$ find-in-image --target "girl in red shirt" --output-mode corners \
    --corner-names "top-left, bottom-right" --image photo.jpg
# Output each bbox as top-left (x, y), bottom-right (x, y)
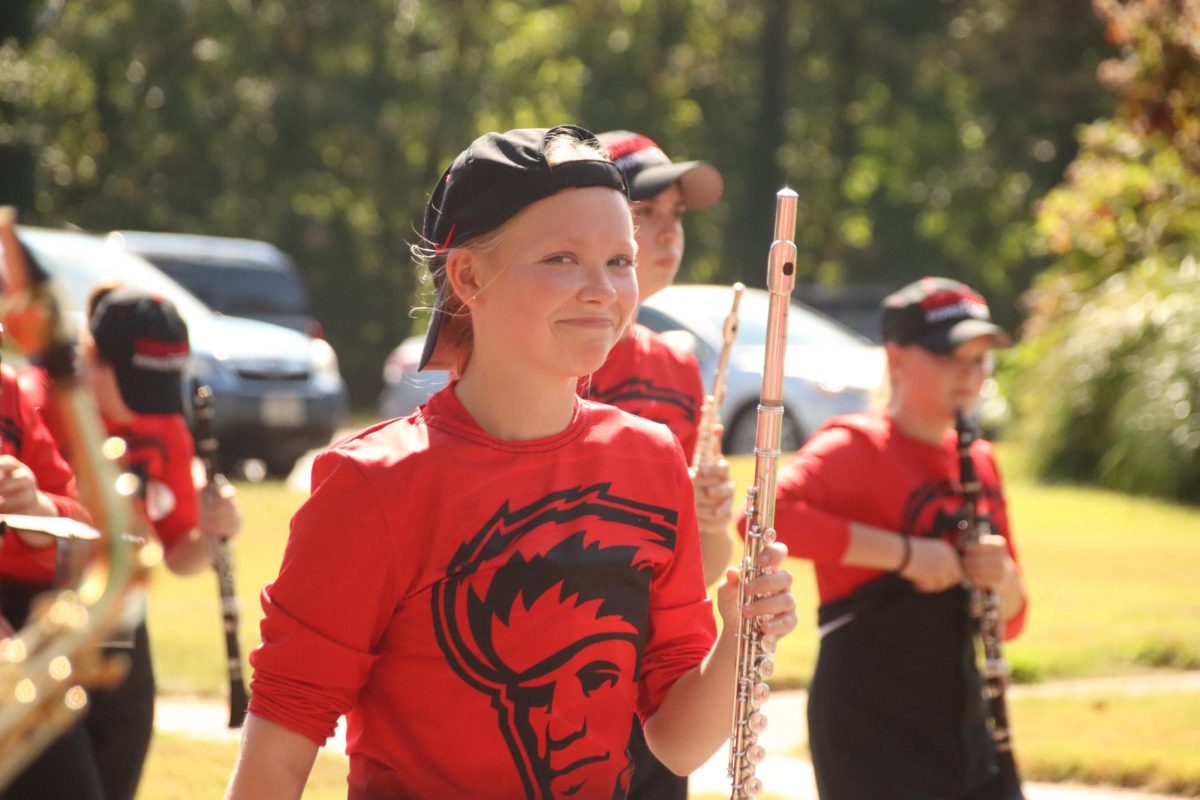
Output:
top-left (227, 125), bottom-right (798, 800)
top-left (766, 277), bottom-right (1028, 800)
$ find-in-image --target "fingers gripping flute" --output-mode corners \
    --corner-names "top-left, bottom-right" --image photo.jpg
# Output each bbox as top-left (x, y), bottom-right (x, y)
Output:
top-left (728, 189), bottom-right (798, 799)
top-left (191, 380), bottom-right (249, 729)
top-left (692, 283), bottom-right (745, 470)
top-left (955, 410), bottom-right (1024, 800)
top-left (0, 209), bottom-right (146, 787)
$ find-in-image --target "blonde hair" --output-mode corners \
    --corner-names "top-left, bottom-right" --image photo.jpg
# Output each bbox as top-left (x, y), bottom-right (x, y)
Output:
top-left (411, 133), bottom-right (613, 374)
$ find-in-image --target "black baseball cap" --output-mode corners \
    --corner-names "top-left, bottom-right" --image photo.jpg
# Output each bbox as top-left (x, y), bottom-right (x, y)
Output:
top-left (881, 277), bottom-right (1011, 354)
top-left (419, 125), bottom-right (628, 372)
top-left (597, 130), bottom-right (724, 208)
top-left (90, 287), bottom-right (190, 415)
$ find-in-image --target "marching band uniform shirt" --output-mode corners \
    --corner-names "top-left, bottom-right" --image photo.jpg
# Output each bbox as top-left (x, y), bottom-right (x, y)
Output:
top-left (584, 322), bottom-right (704, 463)
top-left (102, 414), bottom-right (199, 553)
top-left (19, 364), bottom-right (199, 553)
top-left (765, 413), bottom-right (1026, 800)
top-left (0, 364), bottom-right (88, 585)
top-left (250, 384), bottom-right (716, 800)
top-left (766, 412), bottom-right (1026, 638)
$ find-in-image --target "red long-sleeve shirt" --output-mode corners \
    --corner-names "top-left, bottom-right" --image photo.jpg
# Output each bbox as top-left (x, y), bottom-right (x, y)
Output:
top-left (766, 413), bottom-right (1026, 639)
top-left (250, 385), bottom-right (716, 799)
top-left (0, 364), bottom-right (88, 584)
top-left (584, 323), bottom-right (704, 463)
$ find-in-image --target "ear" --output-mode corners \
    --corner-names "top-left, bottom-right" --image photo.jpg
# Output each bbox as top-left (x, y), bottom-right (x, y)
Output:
top-left (443, 248), bottom-right (485, 308)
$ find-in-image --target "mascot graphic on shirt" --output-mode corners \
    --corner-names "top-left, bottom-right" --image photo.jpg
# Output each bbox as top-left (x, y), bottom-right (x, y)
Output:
top-left (586, 377), bottom-right (697, 423)
top-left (431, 483), bottom-right (678, 800)
top-left (900, 478), bottom-right (1002, 545)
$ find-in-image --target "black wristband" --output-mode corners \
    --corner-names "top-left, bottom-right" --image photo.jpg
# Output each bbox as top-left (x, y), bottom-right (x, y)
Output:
top-left (894, 534), bottom-right (912, 574)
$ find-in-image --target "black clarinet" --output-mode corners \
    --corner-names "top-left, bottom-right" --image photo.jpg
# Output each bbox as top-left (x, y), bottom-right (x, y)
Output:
top-left (191, 380), bottom-right (250, 729)
top-left (955, 410), bottom-right (1023, 800)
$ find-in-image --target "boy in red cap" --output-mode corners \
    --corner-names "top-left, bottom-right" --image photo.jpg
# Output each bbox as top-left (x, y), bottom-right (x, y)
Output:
top-left (763, 277), bottom-right (1028, 800)
top-left (592, 129), bottom-right (732, 799)
top-left (227, 125), bottom-right (797, 799)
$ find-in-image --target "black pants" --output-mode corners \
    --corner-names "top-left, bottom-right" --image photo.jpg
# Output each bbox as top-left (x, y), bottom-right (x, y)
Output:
top-left (626, 717), bottom-right (687, 800)
top-left (0, 580), bottom-right (154, 800)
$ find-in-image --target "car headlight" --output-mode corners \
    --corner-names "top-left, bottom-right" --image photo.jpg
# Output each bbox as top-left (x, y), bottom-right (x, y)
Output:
top-left (310, 337), bottom-right (340, 378)
top-left (188, 352), bottom-right (233, 386)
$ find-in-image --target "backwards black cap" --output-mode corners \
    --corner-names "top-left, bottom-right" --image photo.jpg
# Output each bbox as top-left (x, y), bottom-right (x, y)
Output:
top-left (418, 125), bottom-right (627, 372)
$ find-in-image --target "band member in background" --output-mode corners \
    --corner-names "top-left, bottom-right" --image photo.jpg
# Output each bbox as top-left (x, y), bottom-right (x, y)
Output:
top-left (225, 125), bottom-right (797, 800)
top-left (0, 357), bottom-right (99, 800)
top-left (762, 277), bottom-right (1028, 800)
top-left (17, 288), bottom-right (242, 800)
top-left (592, 129), bottom-right (733, 800)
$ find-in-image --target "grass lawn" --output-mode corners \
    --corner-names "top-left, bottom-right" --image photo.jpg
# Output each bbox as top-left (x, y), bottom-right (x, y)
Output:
top-left (138, 444), bottom-right (1200, 796)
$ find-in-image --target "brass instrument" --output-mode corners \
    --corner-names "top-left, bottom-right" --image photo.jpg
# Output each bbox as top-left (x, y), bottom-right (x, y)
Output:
top-left (692, 283), bottom-right (745, 470)
top-left (955, 410), bottom-right (1024, 800)
top-left (0, 208), bottom-right (149, 787)
top-left (728, 189), bottom-right (798, 799)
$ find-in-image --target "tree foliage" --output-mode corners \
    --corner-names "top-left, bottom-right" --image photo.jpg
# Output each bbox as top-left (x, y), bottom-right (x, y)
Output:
top-left (1, 0), bottom-right (1111, 402)
top-left (1016, 0), bottom-right (1200, 500)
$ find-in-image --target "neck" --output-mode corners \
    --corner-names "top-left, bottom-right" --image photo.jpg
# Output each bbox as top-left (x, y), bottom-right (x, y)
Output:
top-left (454, 359), bottom-right (578, 441)
top-left (888, 402), bottom-right (951, 446)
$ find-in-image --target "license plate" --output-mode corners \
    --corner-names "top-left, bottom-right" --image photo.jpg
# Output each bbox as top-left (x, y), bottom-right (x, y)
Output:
top-left (261, 393), bottom-right (306, 427)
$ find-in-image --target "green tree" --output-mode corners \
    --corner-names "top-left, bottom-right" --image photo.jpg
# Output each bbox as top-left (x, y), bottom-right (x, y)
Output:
top-left (1016, 0), bottom-right (1200, 501)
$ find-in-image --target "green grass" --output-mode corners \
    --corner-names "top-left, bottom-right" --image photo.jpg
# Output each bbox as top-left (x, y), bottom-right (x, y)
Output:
top-left (139, 733), bottom-right (348, 799)
top-left (1011, 691), bottom-right (1200, 796)
top-left (725, 451), bottom-right (1200, 689)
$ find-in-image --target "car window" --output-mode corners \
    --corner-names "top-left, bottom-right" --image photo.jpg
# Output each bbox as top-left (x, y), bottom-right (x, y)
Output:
top-left (18, 230), bottom-right (213, 323)
top-left (142, 256), bottom-right (310, 317)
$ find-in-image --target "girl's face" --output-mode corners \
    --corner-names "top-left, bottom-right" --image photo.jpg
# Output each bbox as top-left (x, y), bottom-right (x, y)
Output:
top-left (888, 335), bottom-right (994, 422)
top-left (630, 183), bottom-right (685, 302)
top-left (463, 186), bottom-right (638, 381)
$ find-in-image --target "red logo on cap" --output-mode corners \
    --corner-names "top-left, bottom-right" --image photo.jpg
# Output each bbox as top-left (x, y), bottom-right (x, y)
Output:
top-left (920, 289), bottom-right (989, 324)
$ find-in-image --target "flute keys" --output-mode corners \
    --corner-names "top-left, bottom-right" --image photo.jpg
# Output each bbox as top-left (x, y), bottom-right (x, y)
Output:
top-left (747, 743), bottom-right (767, 765)
top-left (759, 634), bottom-right (777, 654)
top-left (757, 657), bottom-right (774, 680)
top-left (761, 527), bottom-right (777, 545)
top-left (740, 775), bottom-right (764, 796)
top-left (751, 681), bottom-right (770, 706)
top-left (748, 711), bottom-right (768, 734)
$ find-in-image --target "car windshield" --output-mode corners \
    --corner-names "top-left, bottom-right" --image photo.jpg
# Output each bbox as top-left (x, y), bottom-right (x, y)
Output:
top-left (650, 287), bottom-right (868, 349)
top-left (17, 229), bottom-right (213, 324)
top-left (141, 256), bottom-right (309, 317)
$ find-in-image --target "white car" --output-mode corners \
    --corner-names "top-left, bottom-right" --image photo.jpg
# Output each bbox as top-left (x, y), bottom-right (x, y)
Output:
top-left (639, 284), bottom-right (885, 453)
top-left (379, 284), bottom-right (884, 454)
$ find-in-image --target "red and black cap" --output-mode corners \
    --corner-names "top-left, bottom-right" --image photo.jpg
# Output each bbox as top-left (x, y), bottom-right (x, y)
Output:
top-left (419, 125), bottom-right (627, 372)
top-left (596, 130), bottom-right (723, 208)
top-left (90, 287), bottom-right (190, 415)
top-left (881, 277), bottom-right (1011, 354)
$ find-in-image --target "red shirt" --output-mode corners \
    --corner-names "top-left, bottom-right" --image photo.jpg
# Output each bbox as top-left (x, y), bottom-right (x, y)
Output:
top-left (584, 323), bottom-right (704, 463)
top-left (103, 414), bottom-right (199, 552)
top-left (250, 385), bottom-right (715, 799)
top-left (767, 413), bottom-right (1026, 639)
top-left (0, 365), bottom-right (88, 584)
top-left (23, 364), bottom-right (199, 551)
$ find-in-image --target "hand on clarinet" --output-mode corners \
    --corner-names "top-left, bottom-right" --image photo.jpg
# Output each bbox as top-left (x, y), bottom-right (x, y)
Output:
top-left (199, 478), bottom-right (242, 541)
top-left (900, 537), bottom-right (963, 593)
top-left (961, 533), bottom-right (1014, 592)
top-left (717, 538), bottom-right (798, 638)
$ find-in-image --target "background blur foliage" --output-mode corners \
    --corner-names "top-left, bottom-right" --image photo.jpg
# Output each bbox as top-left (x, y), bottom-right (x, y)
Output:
top-left (1016, 0), bottom-right (1200, 501)
top-left (0, 0), bottom-right (1113, 402)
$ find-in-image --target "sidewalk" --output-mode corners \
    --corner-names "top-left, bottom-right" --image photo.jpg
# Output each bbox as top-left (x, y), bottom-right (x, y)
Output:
top-left (158, 670), bottom-right (1199, 799)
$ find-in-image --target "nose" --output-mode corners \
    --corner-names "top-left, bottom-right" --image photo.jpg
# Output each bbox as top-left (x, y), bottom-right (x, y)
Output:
top-left (578, 260), bottom-right (619, 306)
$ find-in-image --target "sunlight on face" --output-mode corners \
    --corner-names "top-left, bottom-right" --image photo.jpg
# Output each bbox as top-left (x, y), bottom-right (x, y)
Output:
top-left (468, 187), bottom-right (638, 380)
top-left (890, 335), bottom-right (995, 420)
top-left (630, 183), bottom-right (685, 302)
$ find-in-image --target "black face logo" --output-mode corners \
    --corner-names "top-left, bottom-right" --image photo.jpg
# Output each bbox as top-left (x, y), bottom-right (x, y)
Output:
top-left (586, 377), bottom-right (697, 423)
top-left (900, 478), bottom-right (1002, 544)
top-left (431, 484), bottom-right (678, 799)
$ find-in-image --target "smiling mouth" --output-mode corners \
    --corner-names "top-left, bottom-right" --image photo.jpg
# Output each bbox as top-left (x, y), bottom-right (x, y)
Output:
top-left (551, 750), bottom-right (611, 783)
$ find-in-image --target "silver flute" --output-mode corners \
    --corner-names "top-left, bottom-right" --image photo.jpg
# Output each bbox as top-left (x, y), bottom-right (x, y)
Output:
top-left (728, 188), bottom-right (798, 799)
top-left (693, 282), bottom-right (745, 470)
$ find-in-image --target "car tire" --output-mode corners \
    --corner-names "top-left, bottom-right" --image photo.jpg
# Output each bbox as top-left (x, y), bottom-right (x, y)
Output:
top-left (723, 403), bottom-right (804, 456)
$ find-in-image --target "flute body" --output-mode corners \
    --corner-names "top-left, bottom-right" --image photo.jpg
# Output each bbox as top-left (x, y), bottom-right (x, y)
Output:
top-left (728, 189), bottom-right (798, 799)
top-left (693, 283), bottom-right (745, 470)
